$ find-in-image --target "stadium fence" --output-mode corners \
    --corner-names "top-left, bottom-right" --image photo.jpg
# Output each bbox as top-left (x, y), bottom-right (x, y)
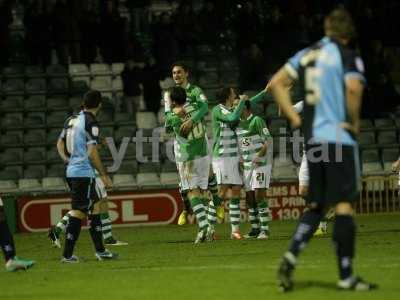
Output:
top-left (357, 175), bottom-right (399, 214)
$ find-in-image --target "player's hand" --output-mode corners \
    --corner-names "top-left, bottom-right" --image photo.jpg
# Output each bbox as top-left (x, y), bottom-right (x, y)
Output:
top-left (180, 119), bottom-right (193, 136)
top-left (289, 114), bottom-right (302, 129)
top-left (340, 122), bottom-right (359, 137)
top-left (101, 175), bottom-right (113, 189)
top-left (251, 158), bottom-right (259, 166)
top-left (392, 160), bottom-right (400, 172)
top-left (60, 154), bottom-right (69, 164)
top-left (252, 154), bottom-right (263, 166)
top-left (173, 107), bottom-right (186, 118)
top-left (239, 94), bottom-right (249, 101)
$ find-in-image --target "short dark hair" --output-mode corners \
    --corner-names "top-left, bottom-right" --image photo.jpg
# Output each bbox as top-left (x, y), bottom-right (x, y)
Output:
top-left (216, 86), bottom-right (232, 104)
top-left (83, 90), bottom-right (102, 109)
top-left (325, 8), bottom-right (356, 40)
top-left (244, 100), bottom-right (251, 110)
top-left (171, 61), bottom-right (189, 72)
top-left (170, 86), bottom-right (187, 106)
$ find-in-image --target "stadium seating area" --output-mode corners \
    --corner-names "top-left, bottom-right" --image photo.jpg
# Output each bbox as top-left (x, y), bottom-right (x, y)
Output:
top-left (1, 60), bottom-right (399, 193)
top-left (2, 6), bottom-right (400, 193)
top-left (0, 41), bottom-right (246, 193)
top-left (0, 0), bottom-right (399, 193)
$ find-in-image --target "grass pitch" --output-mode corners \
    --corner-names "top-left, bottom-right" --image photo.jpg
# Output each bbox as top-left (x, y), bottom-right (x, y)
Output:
top-left (0, 214), bottom-right (399, 300)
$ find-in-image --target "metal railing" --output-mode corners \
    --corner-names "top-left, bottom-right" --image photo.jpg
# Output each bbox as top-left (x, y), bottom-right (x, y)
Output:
top-left (357, 175), bottom-right (399, 214)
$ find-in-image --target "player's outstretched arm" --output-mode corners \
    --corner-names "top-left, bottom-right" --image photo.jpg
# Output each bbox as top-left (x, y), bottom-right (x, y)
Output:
top-left (249, 90), bottom-right (267, 106)
top-left (215, 98), bottom-right (246, 123)
top-left (249, 79), bottom-right (287, 107)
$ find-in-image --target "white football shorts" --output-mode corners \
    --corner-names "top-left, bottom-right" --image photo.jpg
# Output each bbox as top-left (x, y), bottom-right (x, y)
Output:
top-left (178, 156), bottom-right (210, 191)
top-left (243, 164), bottom-right (272, 192)
top-left (212, 157), bottom-right (243, 185)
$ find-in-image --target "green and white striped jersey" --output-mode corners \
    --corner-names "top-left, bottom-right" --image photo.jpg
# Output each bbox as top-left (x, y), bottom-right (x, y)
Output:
top-left (165, 102), bottom-right (208, 162)
top-left (211, 100), bottom-right (245, 158)
top-left (236, 114), bottom-right (272, 170)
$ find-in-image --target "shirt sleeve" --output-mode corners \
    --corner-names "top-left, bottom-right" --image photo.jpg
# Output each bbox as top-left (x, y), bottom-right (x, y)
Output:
top-left (214, 100), bottom-right (245, 123)
top-left (284, 48), bottom-right (308, 80)
top-left (195, 87), bottom-right (208, 103)
top-left (58, 128), bottom-right (66, 140)
top-left (85, 115), bottom-right (100, 145)
top-left (190, 100), bottom-right (208, 124)
top-left (343, 50), bottom-right (366, 84)
top-left (249, 90), bottom-right (266, 106)
top-left (58, 116), bottom-right (72, 140)
top-left (255, 118), bottom-right (272, 142)
top-left (293, 101), bottom-right (304, 113)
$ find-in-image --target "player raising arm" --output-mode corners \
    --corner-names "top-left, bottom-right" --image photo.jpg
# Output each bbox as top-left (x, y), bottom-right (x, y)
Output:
top-left (211, 87), bottom-right (248, 239)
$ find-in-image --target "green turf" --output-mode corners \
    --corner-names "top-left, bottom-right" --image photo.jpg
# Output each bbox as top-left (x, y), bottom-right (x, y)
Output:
top-left (1, 214), bottom-right (399, 300)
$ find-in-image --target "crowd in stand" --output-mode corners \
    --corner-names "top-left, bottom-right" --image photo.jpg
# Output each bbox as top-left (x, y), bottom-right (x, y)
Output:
top-left (23, 0), bottom-right (127, 65)
top-left (0, 0), bottom-right (399, 116)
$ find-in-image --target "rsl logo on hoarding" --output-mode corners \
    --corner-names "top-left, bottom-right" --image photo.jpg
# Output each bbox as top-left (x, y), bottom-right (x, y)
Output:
top-left (18, 191), bottom-right (181, 232)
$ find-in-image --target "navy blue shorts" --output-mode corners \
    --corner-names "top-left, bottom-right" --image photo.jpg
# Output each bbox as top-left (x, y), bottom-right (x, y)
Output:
top-left (305, 143), bottom-right (360, 206)
top-left (66, 177), bottom-right (98, 213)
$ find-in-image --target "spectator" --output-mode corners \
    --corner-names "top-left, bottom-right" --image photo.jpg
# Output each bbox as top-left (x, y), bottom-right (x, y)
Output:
top-left (126, 0), bottom-right (148, 33)
top-left (173, 2), bottom-right (199, 52)
top-left (0, 0), bottom-right (13, 66)
top-left (233, 2), bottom-right (262, 48)
top-left (52, 0), bottom-right (81, 65)
top-left (383, 1), bottom-right (400, 45)
top-left (99, 0), bottom-right (126, 64)
top-left (79, 1), bottom-right (98, 65)
top-left (121, 59), bottom-right (144, 115)
top-left (126, 35), bottom-right (145, 63)
top-left (24, 0), bottom-right (53, 66)
top-left (152, 13), bottom-right (179, 74)
top-left (263, 5), bottom-right (288, 71)
top-left (363, 40), bottom-right (400, 116)
top-left (238, 43), bottom-right (267, 91)
top-left (142, 57), bottom-right (162, 116)
top-left (358, 5), bottom-right (381, 44)
top-left (197, 1), bottom-right (220, 45)
top-left (294, 14), bottom-right (313, 48)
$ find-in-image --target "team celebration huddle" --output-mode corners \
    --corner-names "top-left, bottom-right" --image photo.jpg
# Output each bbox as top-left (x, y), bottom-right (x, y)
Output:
top-left (4, 6), bottom-right (399, 295)
top-left (165, 61), bottom-right (273, 243)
